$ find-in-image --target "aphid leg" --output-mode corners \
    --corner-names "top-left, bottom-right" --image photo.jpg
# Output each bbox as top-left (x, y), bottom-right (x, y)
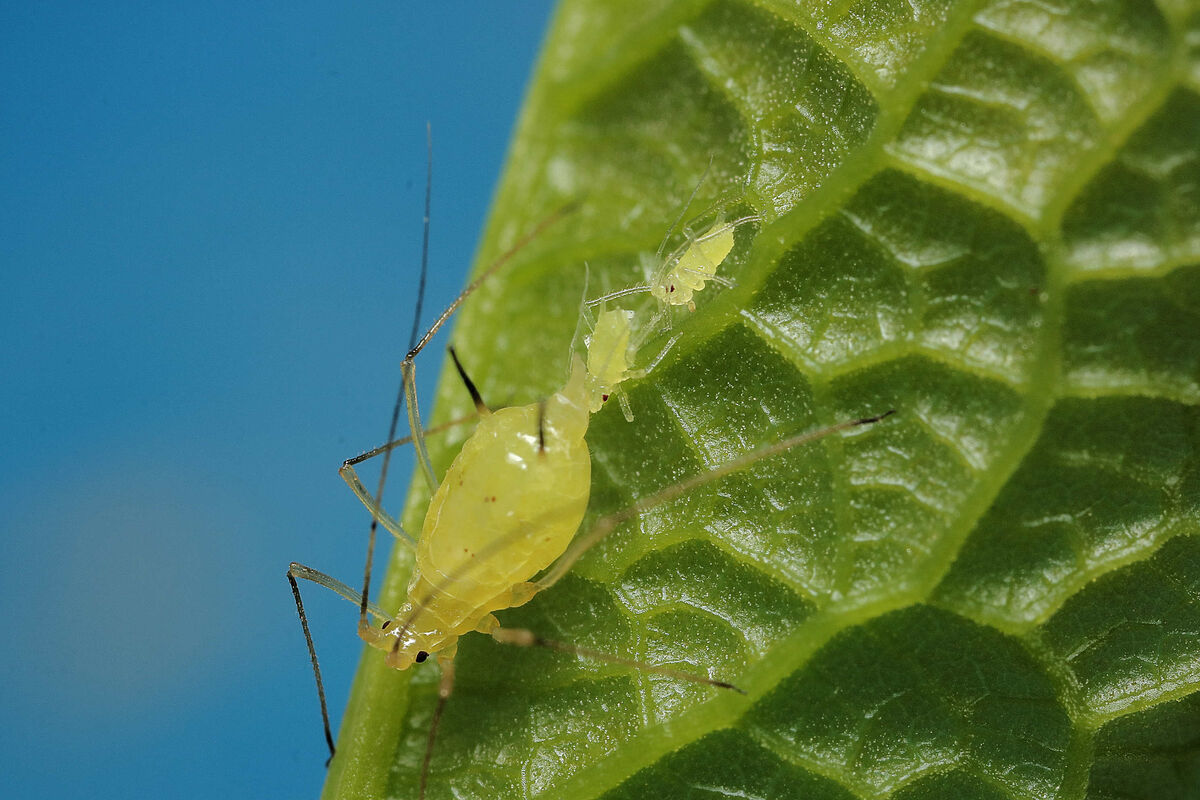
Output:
top-left (448, 345), bottom-right (491, 415)
top-left (570, 262), bottom-right (594, 359)
top-left (604, 328), bottom-right (683, 424)
top-left (287, 569), bottom-right (336, 763)
top-left (400, 200), bottom-right (578, 494)
top-left (489, 626), bottom-right (745, 693)
top-left (537, 410), bottom-right (897, 591)
top-left (616, 392), bottom-right (634, 423)
top-left (339, 468), bottom-right (416, 547)
top-left (627, 331), bottom-right (684, 380)
top-left (676, 267), bottom-right (736, 289)
top-left (418, 652), bottom-right (458, 800)
top-left (338, 413), bottom-right (480, 545)
top-left (290, 562), bottom-right (395, 621)
top-left (286, 562), bottom-right (397, 764)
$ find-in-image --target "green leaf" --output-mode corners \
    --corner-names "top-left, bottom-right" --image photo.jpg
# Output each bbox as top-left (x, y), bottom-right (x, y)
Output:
top-left (324, 2), bottom-right (1200, 798)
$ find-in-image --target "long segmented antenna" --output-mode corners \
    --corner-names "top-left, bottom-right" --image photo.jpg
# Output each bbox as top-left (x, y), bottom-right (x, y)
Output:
top-left (359, 125), bottom-right (437, 634)
top-left (288, 130), bottom-right (438, 767)
top-left (656, 156), bottom-right (713, 258)
top-left (402, 199), bottom-right (580, 494)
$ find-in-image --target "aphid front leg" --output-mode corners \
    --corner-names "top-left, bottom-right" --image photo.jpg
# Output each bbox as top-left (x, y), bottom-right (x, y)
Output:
top-left (338, 412), bottom-right (481, 544)
top-left (287, 561), bottom-right (399, 763)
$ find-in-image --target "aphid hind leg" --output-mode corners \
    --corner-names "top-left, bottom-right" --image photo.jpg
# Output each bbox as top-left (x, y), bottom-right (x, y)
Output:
top-left (489, 626), bottom-right (744, 693)
top-left (400, 201), bottom-right (579, 494)
top-left (338, 412), bottom-right (481, 546)
top-left (536, 411), bottom-right (897, 592)
top-left (605, 330), bottom-right (682, 423)
top-left (625, 330), bottom-right (684, 381)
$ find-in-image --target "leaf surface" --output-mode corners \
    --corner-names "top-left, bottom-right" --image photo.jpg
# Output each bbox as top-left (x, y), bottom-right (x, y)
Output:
top-left (325, 2), bottom-right (1200, 798)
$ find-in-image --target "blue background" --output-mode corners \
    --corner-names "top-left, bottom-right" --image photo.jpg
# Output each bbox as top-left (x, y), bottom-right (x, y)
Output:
top-left (0, 2), bottom-right (554, 796)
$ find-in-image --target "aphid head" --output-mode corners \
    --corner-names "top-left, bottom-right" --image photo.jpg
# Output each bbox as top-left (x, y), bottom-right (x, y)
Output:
top-left (371, 608), bottom-right (435, 670)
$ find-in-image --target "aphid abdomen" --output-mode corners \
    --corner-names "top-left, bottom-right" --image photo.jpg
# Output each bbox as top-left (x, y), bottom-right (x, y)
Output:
top-left (398, 361), bottom-right (592, 663)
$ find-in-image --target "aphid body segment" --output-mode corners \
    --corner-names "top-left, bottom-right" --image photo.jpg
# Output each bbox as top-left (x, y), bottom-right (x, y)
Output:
top-left (650, 218), bottom-right (739, 309)
top-left (365, 359), bottom-right (592, 669)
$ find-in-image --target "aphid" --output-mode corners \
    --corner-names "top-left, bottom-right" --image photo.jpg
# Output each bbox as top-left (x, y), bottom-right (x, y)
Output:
top-left (580, 304), bottom-right (680, 422)
top-left (287, 149), bottom-right (895, 798)
top-left (650, 215), bottom-right (758, 310)
top-left (585, 165), bottom-right (760, 321)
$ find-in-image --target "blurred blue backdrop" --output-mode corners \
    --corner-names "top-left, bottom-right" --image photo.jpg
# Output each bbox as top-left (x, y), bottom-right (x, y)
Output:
top-left (0, 2), bottom-right (554, 796)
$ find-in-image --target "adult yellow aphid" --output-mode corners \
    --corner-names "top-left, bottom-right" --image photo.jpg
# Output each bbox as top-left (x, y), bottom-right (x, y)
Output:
top-left (369, 353), bottom-right (592, 669)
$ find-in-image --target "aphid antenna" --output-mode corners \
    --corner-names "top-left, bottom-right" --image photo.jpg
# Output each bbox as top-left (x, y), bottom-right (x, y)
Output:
top-left (568, 262), bottom-right (594, 369)
top-left (286, 125), bottom-right (441, 762)
top-left (655, 155), bottom-right (714, 259)
top-left (584, 283), bottom-right (653, 308)
top-left (358, 122), bottom-right (438, 647)
top-left (401, 198), bottom-right (579, 494)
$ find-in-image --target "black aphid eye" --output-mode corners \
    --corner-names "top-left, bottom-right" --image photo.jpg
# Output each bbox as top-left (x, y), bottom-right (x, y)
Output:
top-left (601, 394), bottom-right (609, 402)
top-left (415, 650), bottom-right (429, 663)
